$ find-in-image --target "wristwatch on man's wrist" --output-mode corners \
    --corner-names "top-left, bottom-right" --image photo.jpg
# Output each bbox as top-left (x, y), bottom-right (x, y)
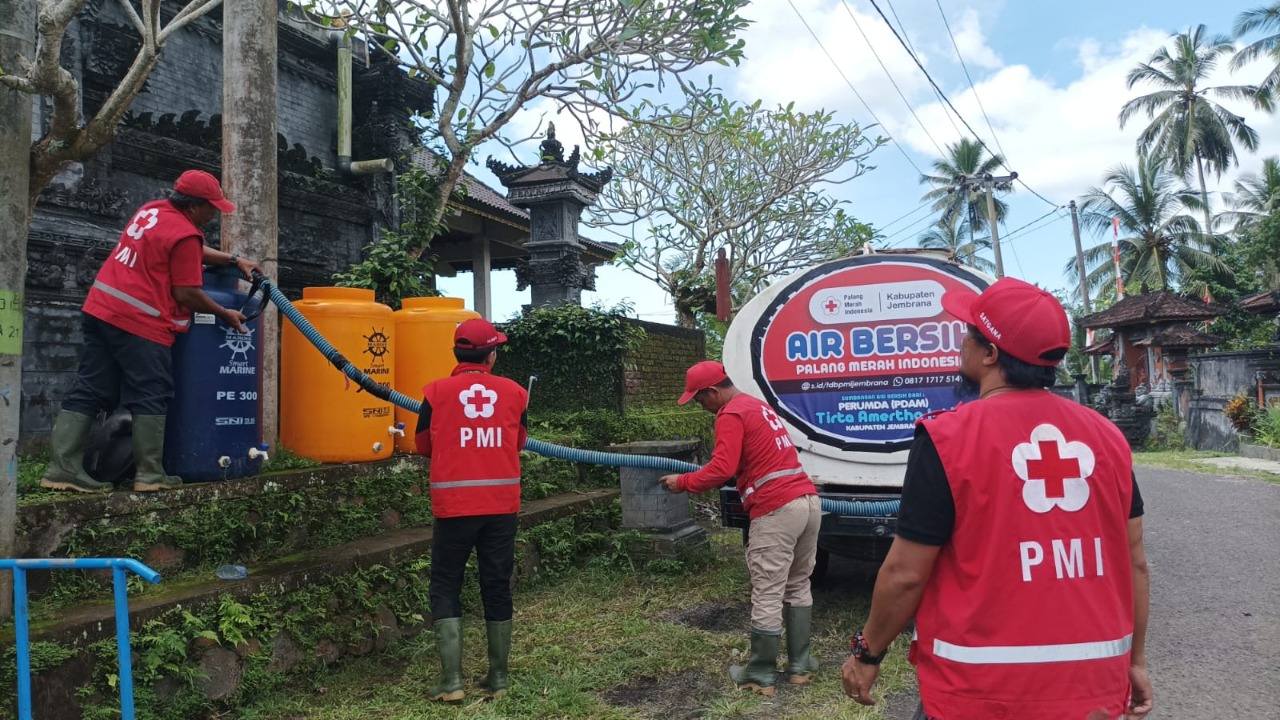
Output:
top-left (850, 630), bottom-right (886, 665)
top-left (229, 253), bottom-right (240, 266)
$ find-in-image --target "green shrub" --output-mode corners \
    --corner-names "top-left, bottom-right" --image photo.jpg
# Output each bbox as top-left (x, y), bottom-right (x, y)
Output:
top-left (1251, 403), bottom-right (1280, 448)
top-left (1146, 403), bottom-right (1185, 451)
top-left (495, 303), bottom-right (644, 414)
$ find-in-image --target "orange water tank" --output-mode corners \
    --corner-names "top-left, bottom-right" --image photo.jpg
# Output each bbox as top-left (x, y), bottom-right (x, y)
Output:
top-left (281, 287), bottom-right (396, 462)
top-left (393, 297), bottom-right (480, 452)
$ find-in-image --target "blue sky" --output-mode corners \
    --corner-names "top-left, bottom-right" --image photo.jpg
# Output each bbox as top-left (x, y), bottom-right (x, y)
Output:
top-left (440, 0), bottom-right (1277, 322)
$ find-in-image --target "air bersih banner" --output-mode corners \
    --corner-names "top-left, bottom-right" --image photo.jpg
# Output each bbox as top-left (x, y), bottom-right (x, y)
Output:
top-left (751, 255), bottom-right (990, 453)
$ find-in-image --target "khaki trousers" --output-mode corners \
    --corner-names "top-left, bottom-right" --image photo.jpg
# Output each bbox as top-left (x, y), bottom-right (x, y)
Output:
top-left (745, 494), bottom-right (822, 632)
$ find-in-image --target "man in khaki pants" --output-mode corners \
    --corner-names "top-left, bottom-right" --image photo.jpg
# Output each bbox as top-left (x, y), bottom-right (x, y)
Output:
top-left (661, 361), bottom-right (822, 696)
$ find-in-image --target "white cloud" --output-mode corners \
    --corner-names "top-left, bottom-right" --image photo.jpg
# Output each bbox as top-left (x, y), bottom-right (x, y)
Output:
top-left (904, 27), bottom-right (1280, 211)
top-left (949, 8), bottom-right (1002, 70)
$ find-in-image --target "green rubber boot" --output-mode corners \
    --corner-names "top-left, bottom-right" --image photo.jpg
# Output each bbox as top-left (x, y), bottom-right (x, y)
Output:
top-left (480, 619), bottom-right (512, 698)
top-left (39, 411), bottom-right (112, 493)
top-left (729, 629), bottom-right (779, 696)
top-left (131, 415), bottom-right (183, 492)
top-left (784, 605), bottom-right (819, 684)
top-left (430, 618), bottom-right (465, 702)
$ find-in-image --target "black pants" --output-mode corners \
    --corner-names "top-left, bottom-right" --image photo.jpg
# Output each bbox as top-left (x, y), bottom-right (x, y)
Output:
top-left (62, 313), bottom-right (174, 417)
top-left (430, 513), bottom-right (518, 622)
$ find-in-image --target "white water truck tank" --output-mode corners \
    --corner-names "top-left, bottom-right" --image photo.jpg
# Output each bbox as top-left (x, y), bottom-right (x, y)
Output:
top-left (724, 250), bottom-right (994, 489)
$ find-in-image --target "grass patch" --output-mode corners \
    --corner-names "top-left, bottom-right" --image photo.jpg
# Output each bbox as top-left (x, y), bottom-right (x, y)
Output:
top-left (1133, 449), bottom-right (1280, 482)
top-left (237, 531), bottom-right (911, 719)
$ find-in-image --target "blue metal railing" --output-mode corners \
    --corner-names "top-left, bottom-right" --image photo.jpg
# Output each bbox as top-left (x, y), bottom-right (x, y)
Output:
top-left (2, 558), bottom-right (162, 720)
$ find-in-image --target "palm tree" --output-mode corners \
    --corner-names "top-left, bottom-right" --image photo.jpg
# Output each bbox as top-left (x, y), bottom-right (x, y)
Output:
top-left (1119, 24), bottom-right (1269, 233)
top-left (1220, 156), bottom-right (1280, 232)
top-left (917, 214), bottom-right (996, 273)
top-left (918, 138), bottom-right (1009, 271)
top-left (1069, 153), bottom-right (1230, 295)
top-left (1233, 4), bottom-right (1280, 94)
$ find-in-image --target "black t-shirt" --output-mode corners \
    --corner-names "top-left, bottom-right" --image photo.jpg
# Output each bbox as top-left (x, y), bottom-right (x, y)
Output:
top-left (896, 427), bottom-right (1145, 547)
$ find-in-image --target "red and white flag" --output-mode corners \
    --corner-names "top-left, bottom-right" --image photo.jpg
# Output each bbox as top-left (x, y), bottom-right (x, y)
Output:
top-left (1112, 216), bottom-right (1124, 298)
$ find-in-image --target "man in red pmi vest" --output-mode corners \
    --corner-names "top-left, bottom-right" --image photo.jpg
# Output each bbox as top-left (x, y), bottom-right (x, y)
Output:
top-left (660, 361), bottom-right (821, 696)
top-left (842, 278), bottom-right (1153, 720)
top-left (415, 318), bottom-right (528, 703)
top-left (40, 170), bottom-right (261, 494)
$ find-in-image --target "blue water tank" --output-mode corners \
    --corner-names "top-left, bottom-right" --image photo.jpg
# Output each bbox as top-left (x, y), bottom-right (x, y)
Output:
top-left (164, 270), bottom-right (265, 481)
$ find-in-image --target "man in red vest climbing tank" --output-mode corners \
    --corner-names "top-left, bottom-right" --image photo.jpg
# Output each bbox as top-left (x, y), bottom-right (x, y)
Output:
top-left (415, 318), bottom-right (528, 703)
top-left (40, 170), bottom-right (262, 494)
top-left (660, 360), bottom-right (821, 696)
top-left (841, 277), bottom-right (1153, 720)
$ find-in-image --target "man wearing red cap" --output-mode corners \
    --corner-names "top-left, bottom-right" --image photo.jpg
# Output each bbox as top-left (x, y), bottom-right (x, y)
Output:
top-left (39, 170), bottom-right (263, 494)
top-left (415, 318), bottom-right (528, 703)
top-left (842, 278), bottom-right (1153, 720)
top-left (660, 360), bottom-right (821, 696)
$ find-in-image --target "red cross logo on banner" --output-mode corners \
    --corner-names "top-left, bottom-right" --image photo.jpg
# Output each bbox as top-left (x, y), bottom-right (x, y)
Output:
top-left (1011, 424), bottom-right (1094, 513)
top-left (822, 296), bottom-right (839, 316)
top-left (458, 383), bottom-right (498, 419)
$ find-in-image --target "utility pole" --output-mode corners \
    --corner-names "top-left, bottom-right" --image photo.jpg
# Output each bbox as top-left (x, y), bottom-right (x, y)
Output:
top-left (223, 0), bottom-right (280, 447)
top-left (0, 0), bottom-right (37, 621)
top-left (949, 172), bottom-right (1017, 278)
top-left (1069, 200), bottom-right (1099, 382)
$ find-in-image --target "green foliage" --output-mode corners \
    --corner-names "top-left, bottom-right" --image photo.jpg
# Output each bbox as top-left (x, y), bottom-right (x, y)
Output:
top-left (1184, 236), bottom-right (1272, 350)
top-left (16, 451), bottom-right (48, 496)
top-left (1224, 393), bottom-right (1259, 431)
top-left (495, 303), bottom-right (645, 414)
top-left (334, 163), bottom-right (458, 309)
top-left (520, 501), bottom-right (631, 580)
top-left (1250, 402), bottom-right (1280, 448)
top-left (1147, 403), bottom-right (1187, 451)
top-left (261, 445), bottom-right (322, 473)
top-left (599, 93), bottom-right (880, 326)
top-left (517, 407), bottom-right (713, 499)
top-left (27, 463), bottom-right (433, 609)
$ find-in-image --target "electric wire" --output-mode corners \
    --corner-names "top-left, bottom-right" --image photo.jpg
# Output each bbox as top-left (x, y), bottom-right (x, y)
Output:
top-left (885, 0), bottom-right (964, 138)
top-left (934, 0), bottom-right (1008, 160)
top-left (784, 0), bottom-right (926, 177)
top-left (1000, 207), bottom-right (1068, 244)
top-left (876, 199), bottom-right (935, 233)
top-left (840, 0), bottom-right (947, 159)
top-left (864, 0), bottom-right (1061, 209)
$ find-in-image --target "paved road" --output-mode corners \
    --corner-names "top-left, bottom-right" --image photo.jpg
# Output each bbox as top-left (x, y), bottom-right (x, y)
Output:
top-left (823, 466), bottom-right (1280, 719)
top-left (1139, 466), bottom-right (1280, 718)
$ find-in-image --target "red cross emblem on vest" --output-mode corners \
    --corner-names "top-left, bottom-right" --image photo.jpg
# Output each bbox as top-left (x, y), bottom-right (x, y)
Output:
top-left (1011, 424), bottom-right (1094, 513)
top-left (458, 383), bottom-right (497, 419)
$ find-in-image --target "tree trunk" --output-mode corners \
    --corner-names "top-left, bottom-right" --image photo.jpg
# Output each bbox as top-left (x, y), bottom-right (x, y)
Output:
top-left (410, 150), bottom-right (471, 262)
top-left (0, 0), bottom-right (39, 620)
top-left (1195, 154), bottom-right (1213, 239)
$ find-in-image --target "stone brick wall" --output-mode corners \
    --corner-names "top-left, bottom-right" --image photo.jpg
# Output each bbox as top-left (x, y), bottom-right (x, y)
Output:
top-left (1186, 347), bottom-right (1280, 451)
top-left (622, 320), bottom-right (706, 409)
top-left (18, 2), bottom-right (428, 450)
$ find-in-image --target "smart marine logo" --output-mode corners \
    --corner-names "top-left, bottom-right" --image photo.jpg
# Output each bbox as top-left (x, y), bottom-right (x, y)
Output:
top-left (366, 325), bottom-right (389, 368)
top-left (219, 325), bottom-right (255, 361)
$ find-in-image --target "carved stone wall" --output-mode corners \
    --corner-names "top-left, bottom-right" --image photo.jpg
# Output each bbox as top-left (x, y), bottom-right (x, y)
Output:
top-left (19, 1), bottom-right (430, 449)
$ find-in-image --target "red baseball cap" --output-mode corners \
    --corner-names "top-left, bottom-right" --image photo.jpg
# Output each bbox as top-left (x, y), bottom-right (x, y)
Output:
top-left (174, 170), bottom-right (236, 213)
top-left (941, 277), bottom-right (1071, 367)
top-left (678, 360), bottom-right (730, 405)
top-left (454, 318), bottom-right (507, 350)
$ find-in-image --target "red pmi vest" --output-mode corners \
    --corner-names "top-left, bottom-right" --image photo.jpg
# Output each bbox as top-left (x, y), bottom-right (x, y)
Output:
top-left (915, 390), bottom-right (1134, 720)
top-left (719, 393), bottom-right (816, 519)
top-left (422, 368), bottom-right (528, 519)
top-left (83, 200), bottom-right (202, 346)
